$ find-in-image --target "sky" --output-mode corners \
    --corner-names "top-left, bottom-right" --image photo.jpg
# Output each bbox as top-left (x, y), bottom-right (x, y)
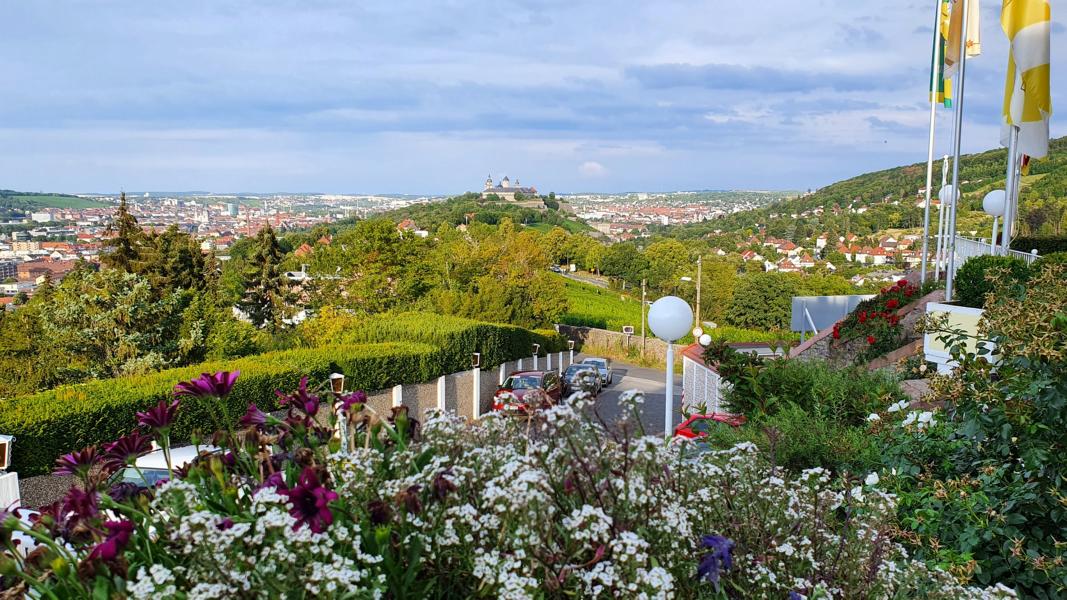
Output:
top-left (0, 0), bottom-right (1063, 195)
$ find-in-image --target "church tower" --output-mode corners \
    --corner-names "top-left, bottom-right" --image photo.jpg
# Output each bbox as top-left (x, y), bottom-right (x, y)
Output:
top-left (484, 174), bottom-right (493, 190)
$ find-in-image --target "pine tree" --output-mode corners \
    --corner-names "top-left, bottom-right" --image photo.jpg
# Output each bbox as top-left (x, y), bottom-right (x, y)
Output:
top-left (238, 225), bottom-right (291, 331)
top-left (101, 192), bottom-right (145, 272)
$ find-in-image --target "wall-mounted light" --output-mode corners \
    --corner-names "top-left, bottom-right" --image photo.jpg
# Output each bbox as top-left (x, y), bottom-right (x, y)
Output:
top-left (471, 352), bottom-right (481, 368)
top-left (567, 340), bottom-right (575, 350)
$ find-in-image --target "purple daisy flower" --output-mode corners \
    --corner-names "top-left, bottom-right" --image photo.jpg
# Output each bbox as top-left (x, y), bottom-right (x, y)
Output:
top-left (101, 431), bottom-right (153, 472)
top-left (337, 390), bottom-right (367, 412)
top-left (173, 371), bottom-right (240, 399)
top-left (282, 467), bottom-right (338, 534)
top-left (53, 446), bottom-right (98, 478)
top-left (88, 520), bottom-right (135, 562)
top-left (697, 534), bottom-right (734, 591)
top-left (137, 398), bottom-right (181, 432)
top-left (238, 403), bottom-right (268, 428)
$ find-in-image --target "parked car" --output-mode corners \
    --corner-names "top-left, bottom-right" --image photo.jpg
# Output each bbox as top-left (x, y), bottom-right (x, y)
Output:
top-left (120, 445), bottom-right (219, 487)
top-left (549, 265), bottom-right (563, 273)
top-left (562, 364), bottom-right (602, 397)
top-left (492, 370), bottom-right (563, 415)
top-left (581, 357), bottom-right (613, 385)
top-left (673, 413), bottom-right (747, 440)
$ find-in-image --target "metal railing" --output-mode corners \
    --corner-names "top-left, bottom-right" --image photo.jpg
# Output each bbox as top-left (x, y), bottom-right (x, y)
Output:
top-left (946, 236), bottom-right (1040, 281)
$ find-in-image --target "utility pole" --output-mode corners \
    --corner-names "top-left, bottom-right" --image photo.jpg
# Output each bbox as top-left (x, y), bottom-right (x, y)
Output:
top-left (640, 279), bottom-right (647, 358)
top-left (695, 255), bottom-right (702, 328)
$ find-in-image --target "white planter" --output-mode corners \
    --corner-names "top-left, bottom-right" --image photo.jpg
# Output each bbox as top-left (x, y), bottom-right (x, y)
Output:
top-left (923, 302), bottom-right (995, 374)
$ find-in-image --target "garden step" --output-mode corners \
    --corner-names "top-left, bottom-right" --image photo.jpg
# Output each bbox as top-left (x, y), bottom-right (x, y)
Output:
top-left (900, 378), bottom-right (932, 403)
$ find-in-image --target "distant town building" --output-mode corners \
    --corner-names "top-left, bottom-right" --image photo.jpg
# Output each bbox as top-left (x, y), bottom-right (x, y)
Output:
top-left (0, 261), bottom-right (17, 281)
top-left (30, 212), bottom-right (53, 223)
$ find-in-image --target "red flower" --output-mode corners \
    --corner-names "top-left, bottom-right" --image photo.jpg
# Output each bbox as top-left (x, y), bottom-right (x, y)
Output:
top-left (858, 312), bottom-right (867, 324)
top-left (832, 330), bottom-right (841, 339)
top-left (867, 335), bottom-right (876, 345)
top-left (886, 299), bottom-right (899, 310)
top-left (904, 289), bottom-right (914, 297)
top-left (897, 279), bottom-right (908, 287)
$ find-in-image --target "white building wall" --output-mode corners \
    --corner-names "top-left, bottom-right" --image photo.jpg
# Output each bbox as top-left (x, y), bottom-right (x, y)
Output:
top-left (682, 356), bottom-right (724, 414)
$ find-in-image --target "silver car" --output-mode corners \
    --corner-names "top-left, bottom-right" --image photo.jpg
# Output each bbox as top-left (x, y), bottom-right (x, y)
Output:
top-left (581, 357), bottom-right (613, 386)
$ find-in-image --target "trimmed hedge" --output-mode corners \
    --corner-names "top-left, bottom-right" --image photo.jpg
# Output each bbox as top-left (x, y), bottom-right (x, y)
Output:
top-left (954, 255), bottom-right (1031, 309)
top-left (0, 343), bottom-right (437, 476)
top-left (1010, 236), bottom-right (1067, 256)
top-left (334, 312), bottom-right (566, 371)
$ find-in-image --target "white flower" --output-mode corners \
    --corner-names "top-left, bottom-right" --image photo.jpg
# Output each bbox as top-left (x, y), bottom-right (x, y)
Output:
top-left (865, 472), bottom-right (880, 486)
top-left (886, 400), bottom-right (908, 413)
top-left (866, 413), bottom-right (880, 422)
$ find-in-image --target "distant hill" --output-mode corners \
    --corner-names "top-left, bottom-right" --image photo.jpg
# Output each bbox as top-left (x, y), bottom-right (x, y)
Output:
top-left (657, 136), bottom-right (1067, 241)
top-left (373, 192), bottom-right (595, 233)
top-left (0, 190), bottom-right (112, 211)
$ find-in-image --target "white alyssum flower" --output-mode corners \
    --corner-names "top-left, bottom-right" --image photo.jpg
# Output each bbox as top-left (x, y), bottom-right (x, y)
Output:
top-left (865, 472), bottom-right (880, 486)
top-left (867, 413), bottom-right (881, 422)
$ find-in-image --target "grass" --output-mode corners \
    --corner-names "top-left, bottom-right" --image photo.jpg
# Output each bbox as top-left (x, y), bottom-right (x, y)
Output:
top-left (559, 276), bottom-right (644, 332)
top-left (526, 219), bottom-right (595, 234)
top-left (5, 195), bottom-right (111, 209)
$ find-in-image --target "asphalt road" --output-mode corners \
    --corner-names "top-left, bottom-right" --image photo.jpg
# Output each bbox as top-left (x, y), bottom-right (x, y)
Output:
top-left (573, 354), bottom-right (682, 436)
top-left (560, 271), bottom-right (610, 289)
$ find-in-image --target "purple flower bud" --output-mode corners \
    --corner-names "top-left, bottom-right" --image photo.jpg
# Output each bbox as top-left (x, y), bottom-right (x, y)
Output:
top-left (53, 446), bottom-right (98, 478)
top-left (238, 403), bottom-right (268, 428)
top-left (137, 398), bottom-right (181, 432)
top-left (102, 431), bottom-right (153, 472)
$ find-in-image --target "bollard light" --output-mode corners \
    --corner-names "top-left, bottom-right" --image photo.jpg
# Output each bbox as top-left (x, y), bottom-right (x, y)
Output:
top-left (471, 352), bottom-right (481, 369)
top-left (329, 373), bottom-right (345, 393)
top-left (567, 340), bottom-right (575, 350)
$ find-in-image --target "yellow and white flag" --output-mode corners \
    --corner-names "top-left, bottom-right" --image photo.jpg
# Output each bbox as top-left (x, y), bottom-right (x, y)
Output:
top-left (1001, 0), bottom-right (1052, 159)
top-left (945, 0), bottom-right (982, 78)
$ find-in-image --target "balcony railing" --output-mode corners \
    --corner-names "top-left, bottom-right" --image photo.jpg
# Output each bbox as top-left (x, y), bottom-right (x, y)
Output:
top-left (946, 235), bottom-right (1040, 281)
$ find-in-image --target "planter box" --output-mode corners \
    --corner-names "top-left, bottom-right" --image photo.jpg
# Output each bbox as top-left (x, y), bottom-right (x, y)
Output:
top-left (923, 302), bottom-right (995, 374)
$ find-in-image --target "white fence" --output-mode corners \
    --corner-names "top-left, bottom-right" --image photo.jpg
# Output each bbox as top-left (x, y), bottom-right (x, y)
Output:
top-left (947, 236), bottom-right (1040, 281)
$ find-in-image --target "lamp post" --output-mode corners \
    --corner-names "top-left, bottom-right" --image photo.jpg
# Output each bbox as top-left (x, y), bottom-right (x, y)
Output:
top-left (647, 296), bottom-right (693, 436)
top-left (940, 184), bottom-right (961, 300)
top-left (568, 340), bottom-right (575, 366)
top-left (982, 190), bottom-right (1007, 255)
top-left (532, 343), bottom-right (540, 370)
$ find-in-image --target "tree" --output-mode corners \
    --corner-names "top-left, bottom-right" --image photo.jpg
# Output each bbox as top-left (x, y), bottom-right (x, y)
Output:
top-left (600, 243), bottom-right (648, 288)
top-left (725, 272), bottom-right (800, 330)
top-left (101, 192), bottom-right (147, 272)
top-left (238, 226), bottom-right (292, 332)
top-left (644, 239), bottom-right (690, 292)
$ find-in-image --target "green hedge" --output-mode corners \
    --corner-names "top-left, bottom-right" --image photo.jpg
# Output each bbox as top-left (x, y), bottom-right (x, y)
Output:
top-left (335, 312), bottom-right (566, 371)
top-left (0, 343), bottom-right (437, 476)
top-left (1010, 236), bottom-right (1067, 256)
top-left (954, 255), bottom-right (1031, 309)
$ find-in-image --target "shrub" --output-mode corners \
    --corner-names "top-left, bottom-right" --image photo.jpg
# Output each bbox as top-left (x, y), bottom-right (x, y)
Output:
top-left (707, 342), bottom-right (906, 427)
top-left (0, 384), bottom-right (1014, 599)
top-left (834, 278), bottom-right (924, 361)
top-left (1009, 235), bottom-right (1067, 255)
top-left (1029, 250), bottom-right (1067, 274)
top-left (880, 263), bottom-right (1067, 595)
top-left (953, 255), bottom-right (1030, 309)
top-left (0, 342), bottom-right (437, 476)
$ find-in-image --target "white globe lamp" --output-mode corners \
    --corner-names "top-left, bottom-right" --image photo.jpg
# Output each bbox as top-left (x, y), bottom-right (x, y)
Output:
top-left (692, 326), bottom-right (704, 339)
top-left (648, 296), bottom-right (693, 342)
top-left (698, 333), bottom-right (712, 346)
top-left (646, 296), bottom-right (693, 436)
top-left (939, 184), bottom-right (958, 206)
top-left (982, 190), bottom-right (1006, 217)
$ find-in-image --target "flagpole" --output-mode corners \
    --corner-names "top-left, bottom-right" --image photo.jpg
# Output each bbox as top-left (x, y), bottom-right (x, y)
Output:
top-left (1000, 126), bottom-right (1020, 253)
top-left (944, 0), bottom-right (970, 302)
top-left (919, 0), bottom-right (944, 288)
top-left (934, 154), bottom-right (949, 279)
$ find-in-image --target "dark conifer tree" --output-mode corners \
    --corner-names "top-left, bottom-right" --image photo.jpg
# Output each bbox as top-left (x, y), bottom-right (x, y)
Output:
top-left (101, 192), bottom-right (145, 272)
top-left (238, 225), bottom-right (291, 331)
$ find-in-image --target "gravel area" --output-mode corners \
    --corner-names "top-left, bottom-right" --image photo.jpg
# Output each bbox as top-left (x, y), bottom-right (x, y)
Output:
top-left (19, 473), bottom-right (74, 509)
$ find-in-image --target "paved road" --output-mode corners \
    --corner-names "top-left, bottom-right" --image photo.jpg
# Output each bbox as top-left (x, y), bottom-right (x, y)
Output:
top-left (573, 354), bottom-right (682, 436)
top-left (561, 272), bottom-right (610, 289)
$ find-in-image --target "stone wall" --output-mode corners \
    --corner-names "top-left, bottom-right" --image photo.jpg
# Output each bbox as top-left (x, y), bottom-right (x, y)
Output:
top-left (556, 324), bottom-right (670, 364)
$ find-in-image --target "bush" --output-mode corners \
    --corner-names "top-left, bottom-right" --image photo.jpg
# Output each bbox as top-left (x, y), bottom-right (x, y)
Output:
top-left (0, 342), bottom-right (437, 476)
top-left (834, 279), bottom-right (921, 361)
top-left (953, 255), bottom-right (1030, 309)
top-left (1030, 250), bottom-right (1067, 274)
top-left (1009, 235), bottom-right (1067, 255)
top-left (701, 405), bottom-right (881, 473)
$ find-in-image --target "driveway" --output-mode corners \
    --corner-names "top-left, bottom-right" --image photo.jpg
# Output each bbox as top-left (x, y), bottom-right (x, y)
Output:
top-left (574, 354), bottom-right (682, 436)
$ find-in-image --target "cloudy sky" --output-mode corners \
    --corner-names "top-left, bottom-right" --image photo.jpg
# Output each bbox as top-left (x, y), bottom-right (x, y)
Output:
top-left (1, 1), bottom-right (1063, 194)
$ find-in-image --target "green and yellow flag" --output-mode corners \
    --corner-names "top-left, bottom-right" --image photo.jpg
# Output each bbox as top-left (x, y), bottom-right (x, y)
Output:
top-left (1001, 0), bottom-right (1052, 158)
top-left (931, 0), bottom-right (954, 107)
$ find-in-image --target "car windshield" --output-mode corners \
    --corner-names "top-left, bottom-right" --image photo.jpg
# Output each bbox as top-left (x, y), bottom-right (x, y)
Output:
top-left (565, 366), bottom-right (592, 377)
top-left (121, 467), bottom-right (170, 487)
top-left (583, 359), bottom-right (606, 368)
top-left (503, 375), bottom-right (541, 390)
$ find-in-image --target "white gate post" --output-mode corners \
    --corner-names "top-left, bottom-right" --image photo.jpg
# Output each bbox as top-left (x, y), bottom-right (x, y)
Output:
top-left (392, 384), bottom-right (403, 408)
top-left (472, 367), bottom-right (481, 419)
top-left (437, 376), bottom-right (446, 412)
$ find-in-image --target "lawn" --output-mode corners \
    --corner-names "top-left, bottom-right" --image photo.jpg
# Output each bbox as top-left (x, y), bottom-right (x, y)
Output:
top-left (6, 195), bottom-right (111, 209)
top-left (526, 219), bottom-right (595, 234)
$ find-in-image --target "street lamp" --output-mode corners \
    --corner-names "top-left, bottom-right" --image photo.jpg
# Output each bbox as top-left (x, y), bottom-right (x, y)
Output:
top-left (647, 296), bottom-right (693, 436)
top-left (982, 189), bottom-right (1006, 254)
top-left (532, 343), bottom-right (540, 370)
top-left (329, 373), bottom-right (345, 393)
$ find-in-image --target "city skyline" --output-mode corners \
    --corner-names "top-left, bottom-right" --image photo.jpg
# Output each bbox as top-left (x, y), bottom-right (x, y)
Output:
top-left (1, 1), bottom-right (1064, 194)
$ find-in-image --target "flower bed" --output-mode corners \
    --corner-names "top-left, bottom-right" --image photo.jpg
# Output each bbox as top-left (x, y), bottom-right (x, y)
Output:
top-left (832, 279), bottom-right (919, 362)
top-left (0, 372), bottom-right (1016, 599)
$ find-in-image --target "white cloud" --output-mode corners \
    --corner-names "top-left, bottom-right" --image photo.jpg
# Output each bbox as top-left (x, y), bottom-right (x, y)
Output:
top-left (578, 161), bottom-right (608, 177)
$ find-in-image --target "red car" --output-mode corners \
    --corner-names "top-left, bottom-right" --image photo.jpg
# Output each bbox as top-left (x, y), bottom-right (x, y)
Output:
top-left (674, 413), bottom-right (747, 439)
top-left (493, 370), bottom-right (563, 415)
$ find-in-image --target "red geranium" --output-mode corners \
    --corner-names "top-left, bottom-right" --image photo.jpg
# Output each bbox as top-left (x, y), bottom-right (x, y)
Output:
top-left (886, 299), bottom-right (899, 310)
top-left (867, 335), bottom-right (876, 345)
top-left (832, 330), bottom-right (841, 339)
top-left (897, 279), bottom-right (908, 287)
